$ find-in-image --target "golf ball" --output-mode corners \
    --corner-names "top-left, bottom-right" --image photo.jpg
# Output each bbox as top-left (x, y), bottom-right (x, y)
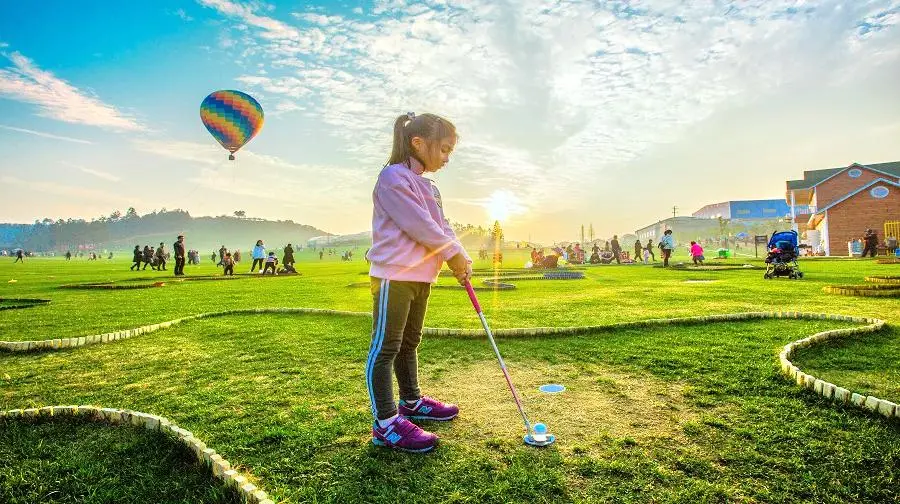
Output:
top-left (533, 423), bottom-right (547, 434)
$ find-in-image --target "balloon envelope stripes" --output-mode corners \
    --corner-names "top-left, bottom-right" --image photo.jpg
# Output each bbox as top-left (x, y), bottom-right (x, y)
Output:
top-left (200, 90), bottom-right (264, 159)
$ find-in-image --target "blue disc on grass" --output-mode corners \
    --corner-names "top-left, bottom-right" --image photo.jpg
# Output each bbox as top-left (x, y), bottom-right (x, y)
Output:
top-left (539, 384), bottom-right (565, 393)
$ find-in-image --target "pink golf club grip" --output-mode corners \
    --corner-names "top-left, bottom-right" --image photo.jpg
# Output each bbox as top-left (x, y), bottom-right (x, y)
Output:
top-left (464, 280), bottom-right (482, 313)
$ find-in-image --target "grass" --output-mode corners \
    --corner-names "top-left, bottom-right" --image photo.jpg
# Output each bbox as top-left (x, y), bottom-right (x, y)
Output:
top-left (1, 250), bottom-right (898, 503)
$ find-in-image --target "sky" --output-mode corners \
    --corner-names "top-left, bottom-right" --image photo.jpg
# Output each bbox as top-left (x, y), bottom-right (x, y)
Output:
top-left (0, 0), bottom-right (898, 243)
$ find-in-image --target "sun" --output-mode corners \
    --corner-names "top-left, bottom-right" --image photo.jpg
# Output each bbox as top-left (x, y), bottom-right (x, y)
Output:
top-left (485, 190), bottom-right (525, 223)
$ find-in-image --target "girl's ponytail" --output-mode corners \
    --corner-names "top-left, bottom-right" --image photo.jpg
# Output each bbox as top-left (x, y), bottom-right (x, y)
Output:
top-left (386, 113), bottom-right (413, 167)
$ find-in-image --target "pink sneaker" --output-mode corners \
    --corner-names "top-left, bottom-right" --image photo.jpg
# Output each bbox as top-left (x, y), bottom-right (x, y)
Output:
top-left (399, 396), bottom-right (459, 421)
top-left (372, 416), bottom-right (438, 453)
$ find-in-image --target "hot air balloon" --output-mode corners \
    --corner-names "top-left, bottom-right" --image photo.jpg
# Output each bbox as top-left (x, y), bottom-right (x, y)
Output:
top-left (200, 90), bottom-right (264, 160)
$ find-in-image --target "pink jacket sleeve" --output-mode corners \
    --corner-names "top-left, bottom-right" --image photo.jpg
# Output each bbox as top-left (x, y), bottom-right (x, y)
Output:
top-left (379, 181), bottom-right (464, 261)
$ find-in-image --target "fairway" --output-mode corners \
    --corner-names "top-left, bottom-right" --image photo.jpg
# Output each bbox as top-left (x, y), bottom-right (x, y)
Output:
top-left (1, 251), bottom-right (898, 503)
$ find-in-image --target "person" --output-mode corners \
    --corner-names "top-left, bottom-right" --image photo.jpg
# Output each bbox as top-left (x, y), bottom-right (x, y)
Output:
top-left (319, 250), bottom-right (324, 260)
top-left (862, 228), bottom-right (878, 258)
top-left (130, 245), bottom-right (141, 271)
top-left (142, 245), bottom-right (153, 270)
top-left (173, 235), bottom-right (186, 276)
top-left (690, 240), bottom-right (704, 266)
top-left (234, 250), bottom-right (242, 263)
top-left (14, 249), bottom-right (24, 263)
top-left (887, 234), bottom-right (898, 255)
top-left (218, 245), bottom-right (227, 266)
top-left (366, 112), bottom-right (470, 453)
top-left (645, 239), bottom-right (657, 262)
top-left (283, 243), bottom-right (295, 267)
top-left (222, 252), bottom-right (235, 276)
top-left (156, 242), bottom-right (167, 271)
top-left (633, 240), bottom-right (642, 264)
top-left (610, 235), bottom-right (621, 264)
top-left (251, 240), bottom-right (266, 272)
top-left (65, 251), bottom-right (72, 261)
top-left (660, 230), bottom-right (675, 267)
top-left (263, 251), bottom-right (278, 274)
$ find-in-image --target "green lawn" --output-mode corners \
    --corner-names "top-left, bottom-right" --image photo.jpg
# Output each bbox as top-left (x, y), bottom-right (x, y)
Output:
top-left (1, 250), bottom-right (898, 503)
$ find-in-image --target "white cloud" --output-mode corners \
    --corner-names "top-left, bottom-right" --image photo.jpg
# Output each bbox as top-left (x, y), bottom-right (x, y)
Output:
top-left (198, 0), bottom-right (900, 230)
top-left (172, 8), bottom-right (194, 21)
top-left (0, 52), bottom-right (144, 131)
top-left (0, 124), bottom-right (92, 144)
top-left (62, 162), bottom-right (122, 182)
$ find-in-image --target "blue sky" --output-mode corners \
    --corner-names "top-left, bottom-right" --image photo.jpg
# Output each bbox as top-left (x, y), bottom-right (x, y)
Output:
top-left (1, 0), bottom-right (898, 242)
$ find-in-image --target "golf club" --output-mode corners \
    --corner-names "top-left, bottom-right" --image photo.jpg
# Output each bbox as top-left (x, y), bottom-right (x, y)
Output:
top-left (464, 280), bottom-right (556, 447)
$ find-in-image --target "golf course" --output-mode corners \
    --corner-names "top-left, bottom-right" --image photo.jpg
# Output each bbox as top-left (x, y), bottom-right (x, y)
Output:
top-left (1, 251), bottom-right (897, 503)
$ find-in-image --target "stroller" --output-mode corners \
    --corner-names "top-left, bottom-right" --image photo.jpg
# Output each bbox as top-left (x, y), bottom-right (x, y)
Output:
top-left (764, 230), bottom-right (803, 279)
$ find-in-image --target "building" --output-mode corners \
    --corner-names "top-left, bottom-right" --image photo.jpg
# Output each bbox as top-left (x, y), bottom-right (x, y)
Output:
top-left (785, 161), bottom-right (900, 255)
top-left (634, 216), bottom-right (720, 243)
top-left (692, 199), bottom-right (792, 220)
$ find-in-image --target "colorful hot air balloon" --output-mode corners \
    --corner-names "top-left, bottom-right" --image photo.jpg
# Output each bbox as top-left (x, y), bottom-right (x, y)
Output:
top-left (200, 90), bottom-right (264, 160)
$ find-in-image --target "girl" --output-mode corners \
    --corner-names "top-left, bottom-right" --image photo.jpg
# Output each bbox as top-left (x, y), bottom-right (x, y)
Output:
top-left (366, 112), bottom-right (471, 453)
top-left (690, 241), bottom-right (704, 266)
top-left (250, 240), bottom-right (265, 273)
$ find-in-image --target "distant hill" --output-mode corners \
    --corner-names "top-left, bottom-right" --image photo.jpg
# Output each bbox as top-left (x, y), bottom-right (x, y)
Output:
top-left (0, 209), bottom-right (330, 253)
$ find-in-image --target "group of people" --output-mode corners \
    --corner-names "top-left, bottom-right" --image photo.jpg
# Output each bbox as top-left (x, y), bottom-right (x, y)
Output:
top-left (527, 232), bottom-right (682, 267)
top-left (215, 240), bottom-right (298, 276)
top-left (131, 243), bottom-right (169, 271)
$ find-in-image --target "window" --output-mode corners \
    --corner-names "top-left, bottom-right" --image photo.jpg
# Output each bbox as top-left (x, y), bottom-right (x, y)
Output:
top-left (848, 168), bottom-right (862, 178)
top-left (737, 209), bottom-right (750, 215)
top-left (870, 186), bottom-right (889, 199)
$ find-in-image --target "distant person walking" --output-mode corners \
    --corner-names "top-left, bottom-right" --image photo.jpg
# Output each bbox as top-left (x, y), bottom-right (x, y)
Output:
top-left (610, 235), bottom-right (622, 264)
top-left (142, 245), bottom-right (153, 270)
top-left (862, 228), bottom-right (878, 258)
top-left (634, 240), bottom-right (643, 264)
top-left (14, 249), bottom-right (24, 263)
top-left (251, 240), bottom-right (266, 272)
top-left (173, 235), bottom-right (186, 276)
top-left (156, 242), bottom-right (167, 271)
top-left (222, 252), bottom-right (235, 276)
top-left (130, 245), bottom-right (141, 271)
top-left (218, 245), bottom-right (227, 266)
top-left (645, 239), bottom-right (657, 262)
top-left (660, 230), bottom-right (675, 267)
top-left (65, 251), bottom-right (72, 261)
top-left (283, 243), bottom-right (295, 267)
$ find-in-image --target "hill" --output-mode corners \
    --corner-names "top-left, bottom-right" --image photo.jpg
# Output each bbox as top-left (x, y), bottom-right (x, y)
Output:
top-left (0, 209), bottom-right (330, 253)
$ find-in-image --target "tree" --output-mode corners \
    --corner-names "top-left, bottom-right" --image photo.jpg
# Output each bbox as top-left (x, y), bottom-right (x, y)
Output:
top-left (234, 210), bottom-right (246, 218)
top-left (109, 210), bottom-right (121, 221)
top-left (490, 220), bottom-right (504, 247)
top-left (125, 207), bottom-right (139, 219)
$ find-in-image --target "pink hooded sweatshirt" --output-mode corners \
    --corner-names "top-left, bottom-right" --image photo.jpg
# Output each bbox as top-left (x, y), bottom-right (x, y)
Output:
top-left (367, 158), bottom-right (470, 283)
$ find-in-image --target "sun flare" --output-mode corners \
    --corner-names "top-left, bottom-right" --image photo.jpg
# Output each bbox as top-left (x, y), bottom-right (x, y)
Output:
top-left (485, 190), bottom-right (525, 223)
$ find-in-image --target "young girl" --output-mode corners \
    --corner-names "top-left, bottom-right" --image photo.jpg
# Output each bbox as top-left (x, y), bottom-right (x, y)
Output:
top-left (366, 112), bottom-right (471, 453)
top-left (690, 241), bottom-right (704, 265)
top-left (222, 252), bottom-right (235, 276)
top-left (263, 251), bottom-right (278, 274)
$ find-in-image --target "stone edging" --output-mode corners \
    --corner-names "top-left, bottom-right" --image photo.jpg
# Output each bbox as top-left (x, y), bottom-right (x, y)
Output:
top-left (0, 405), bottom-right (274, 504)
top-left (0, 298), bottom-right (51, 311)
top-left (823, 275), bottom-right (900, 297)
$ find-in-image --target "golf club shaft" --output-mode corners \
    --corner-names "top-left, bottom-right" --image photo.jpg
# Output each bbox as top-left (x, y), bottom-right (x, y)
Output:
top-left (465, 281), bottom-right (532, 432)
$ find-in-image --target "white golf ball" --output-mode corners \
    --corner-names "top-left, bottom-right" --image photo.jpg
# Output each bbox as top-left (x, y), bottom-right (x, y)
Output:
top-left (533, 423), bottom-right (547, 434)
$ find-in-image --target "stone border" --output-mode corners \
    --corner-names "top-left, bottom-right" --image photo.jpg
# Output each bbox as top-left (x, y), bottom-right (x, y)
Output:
top-left (864, 276), bottom-right (900, 284)
top-left (57, 274), bottom-right (293, 290)
top-left (0, 298), bottom-right (51, 311)
top-left (0, 405), bottom-right (274, 504)
top-left (824, 275), bottom-right (900, 298)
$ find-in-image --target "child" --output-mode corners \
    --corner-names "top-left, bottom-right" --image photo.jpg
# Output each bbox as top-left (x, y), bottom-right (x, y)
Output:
top-left (366, 112), bottom-right (471, 453)
top-left (222, 252), bottom-right (235, 276)
top-left (690, 241), bottom-right (704, 265)
top-left (262, 251), bottom-right (278, 275)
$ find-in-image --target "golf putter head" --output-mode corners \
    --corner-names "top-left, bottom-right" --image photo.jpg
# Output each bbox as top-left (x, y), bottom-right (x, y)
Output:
top-left (523, 422), bottom-right (556, 447)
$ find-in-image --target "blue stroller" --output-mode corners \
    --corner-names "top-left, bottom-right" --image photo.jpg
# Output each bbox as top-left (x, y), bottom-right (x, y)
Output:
top-left (764, 230), bottom-right (803, 279)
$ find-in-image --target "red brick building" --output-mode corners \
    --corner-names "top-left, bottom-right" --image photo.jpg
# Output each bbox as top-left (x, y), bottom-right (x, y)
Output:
top-left (785, 162), bottom-right (900, 255)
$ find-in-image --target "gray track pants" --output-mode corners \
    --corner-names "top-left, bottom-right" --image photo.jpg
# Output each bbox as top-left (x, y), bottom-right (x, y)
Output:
top-left (366, 278), bottom-right (431, 421)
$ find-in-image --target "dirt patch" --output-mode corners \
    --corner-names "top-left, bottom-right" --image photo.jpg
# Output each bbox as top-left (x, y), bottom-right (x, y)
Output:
top-left (419, 361), bottom-right (696, 449)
